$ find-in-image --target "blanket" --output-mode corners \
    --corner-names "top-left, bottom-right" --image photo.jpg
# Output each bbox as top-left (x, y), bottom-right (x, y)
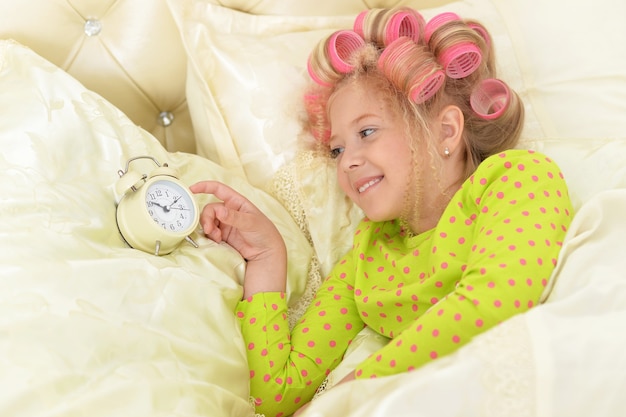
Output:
top-left (0, 40), bottom-right (313, 417)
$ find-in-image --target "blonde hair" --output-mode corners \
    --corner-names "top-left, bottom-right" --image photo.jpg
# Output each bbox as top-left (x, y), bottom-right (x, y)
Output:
top-left (304, 7), bottom-right (524, 180)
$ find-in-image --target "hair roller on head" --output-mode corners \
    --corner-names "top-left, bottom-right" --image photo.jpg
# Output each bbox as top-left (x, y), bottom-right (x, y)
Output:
top-left (306, 59), bottom-right (332, 87)
top-left (328, 30), bottom-right (365, 73)
top-left (378, 37), bottom-right (445, 104)
top-left (470, 78), bottom-right (511, 120)
top-left (409, 70), bottom-right (446, 104)
top-left (307, 40), bottom-right (336, 87)
top-left (354, 8), bottom-right (424, 47)
top-left (439, 42), bottom-right (482, 79)
top-left (383, 9), bottom-right (425, 45)
top-left (353, 10), bottom-right (368, 38)
top-left (467, 22), bottom-right (491, 48)
top-left (424, 12), bottom-right (460, 43)
top-left (307, 30), bottom-right (365, 87)
top-left (303, 91), bottom-right (331, 143)
top-left (353, 9), bottom-right (387, 45)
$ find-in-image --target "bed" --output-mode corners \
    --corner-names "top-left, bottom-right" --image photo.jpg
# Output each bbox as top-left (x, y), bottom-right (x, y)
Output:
top-left (1, 0), bottom-right (625, 416)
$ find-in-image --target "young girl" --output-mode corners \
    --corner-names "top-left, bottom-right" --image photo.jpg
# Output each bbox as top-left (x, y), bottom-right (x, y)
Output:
top-left (191, 7), bottom-right (573, 417)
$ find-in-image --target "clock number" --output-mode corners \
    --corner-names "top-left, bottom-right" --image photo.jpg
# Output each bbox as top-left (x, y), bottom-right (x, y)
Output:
top-left (145, 180), bottom-right (195, 233)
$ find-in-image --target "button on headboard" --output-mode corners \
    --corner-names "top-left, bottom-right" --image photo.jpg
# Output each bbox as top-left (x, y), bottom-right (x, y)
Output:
top-left (0, 0), bottom-right (195, 153)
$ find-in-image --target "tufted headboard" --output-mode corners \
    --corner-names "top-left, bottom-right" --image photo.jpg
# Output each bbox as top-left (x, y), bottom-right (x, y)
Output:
top-left (0, 0), bottom-right (454, 155)
top-left (0, 0), bottom-right (194, 153)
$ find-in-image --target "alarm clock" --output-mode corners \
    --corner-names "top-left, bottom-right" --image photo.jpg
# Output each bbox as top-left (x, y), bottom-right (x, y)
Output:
top-left (115, 156), bottom-right (199, 255)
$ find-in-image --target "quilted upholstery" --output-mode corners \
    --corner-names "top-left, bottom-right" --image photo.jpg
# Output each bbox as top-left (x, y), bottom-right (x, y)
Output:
top-left (0, 0), bottom-right (454, 155)
top-left (0, 0), bottom-right (195, 153)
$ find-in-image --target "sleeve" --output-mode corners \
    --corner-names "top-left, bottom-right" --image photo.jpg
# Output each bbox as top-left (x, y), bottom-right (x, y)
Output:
top-left (355, 150), bottom-right (574, 378)
top-left (236, 244), bottom-right (366, 417)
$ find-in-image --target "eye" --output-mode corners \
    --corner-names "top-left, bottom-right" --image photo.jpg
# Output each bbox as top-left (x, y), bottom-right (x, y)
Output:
top-left (329, 147), bottom-right (344, 159)
top-left (360, 128), bottom-right (376, 138)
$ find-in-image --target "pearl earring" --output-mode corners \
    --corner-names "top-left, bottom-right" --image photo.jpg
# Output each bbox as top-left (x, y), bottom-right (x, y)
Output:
top-left (444, 147), bottom-right (451, 157)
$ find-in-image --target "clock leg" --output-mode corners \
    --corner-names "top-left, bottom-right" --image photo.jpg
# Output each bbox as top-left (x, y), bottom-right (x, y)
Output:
top-left (185, 236), bottom-right (199, 248)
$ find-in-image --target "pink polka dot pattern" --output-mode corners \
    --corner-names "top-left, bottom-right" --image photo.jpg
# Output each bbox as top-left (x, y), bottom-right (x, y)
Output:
top-left (235, 150), bottom-right (573, 417)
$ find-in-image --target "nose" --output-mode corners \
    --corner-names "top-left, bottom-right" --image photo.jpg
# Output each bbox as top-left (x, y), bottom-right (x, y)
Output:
top-left (339, 143), bottom-right (364, 172)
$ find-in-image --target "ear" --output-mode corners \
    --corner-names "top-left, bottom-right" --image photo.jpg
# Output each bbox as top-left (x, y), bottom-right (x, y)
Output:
top-left (437, 105), bottom-right (464, 157)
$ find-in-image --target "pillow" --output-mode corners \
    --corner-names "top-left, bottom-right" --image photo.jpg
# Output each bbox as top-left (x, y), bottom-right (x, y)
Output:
top-left (0, 39), bottom-right (312, 416)
top-left (167, 0), bottom-right (542, 275)
top-left (170, 0), bottom-right (541, 189)
top-left (493, 0), bottom-right (626, 140)
top-left (169, 1), bottom-right (351, 185)
top-left (492, 0), bottom-right (626, 209)
top-left (171, 0), bottom-right (626, 235)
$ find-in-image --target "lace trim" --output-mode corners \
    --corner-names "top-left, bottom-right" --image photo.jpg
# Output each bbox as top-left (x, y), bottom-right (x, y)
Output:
top-left (312, 371), bottom-right (334, 399)
top-left (475, 317), bottom-right (536, 417)
top-left (249, 396), bottom-right (265, 417)
top-left (265, 154), bottom-right (323, 328)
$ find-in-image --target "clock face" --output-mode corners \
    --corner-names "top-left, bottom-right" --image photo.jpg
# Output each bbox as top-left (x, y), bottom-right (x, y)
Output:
top-left (145, 179), bottom-right (196, 232)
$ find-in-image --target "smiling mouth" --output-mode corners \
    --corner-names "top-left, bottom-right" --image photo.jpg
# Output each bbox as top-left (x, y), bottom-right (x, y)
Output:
top-left (358, 177), bottom-right (382, 193)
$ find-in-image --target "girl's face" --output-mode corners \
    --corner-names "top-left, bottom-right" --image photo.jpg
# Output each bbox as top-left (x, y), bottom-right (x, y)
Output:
top-left (328, 81), bottom-right (425, 224)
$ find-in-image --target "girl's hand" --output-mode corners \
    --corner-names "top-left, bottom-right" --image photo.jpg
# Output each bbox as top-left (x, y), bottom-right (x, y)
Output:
top-left (190, 181), bottom-right (287, 296)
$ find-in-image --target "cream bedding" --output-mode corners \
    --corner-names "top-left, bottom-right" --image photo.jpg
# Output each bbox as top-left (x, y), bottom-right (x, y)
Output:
top-left (0, 40), bottom-right (312, 417)
top-left (2, 0), bottom-right (626, 415)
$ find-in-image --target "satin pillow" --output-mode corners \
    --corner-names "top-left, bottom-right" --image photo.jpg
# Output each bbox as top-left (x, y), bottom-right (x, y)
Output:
top-left (171, 0), bottom-right (626, 214)
top-left (492, 0), bottom-right (626, 208)
top-left (167, 0), bottom-right (540, 275)
top-left (169, 0), bottom-right (538, 189)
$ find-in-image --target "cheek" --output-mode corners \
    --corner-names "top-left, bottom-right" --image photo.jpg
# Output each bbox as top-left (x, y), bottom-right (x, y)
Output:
top-left (336, 168), bottom-right (353, 196)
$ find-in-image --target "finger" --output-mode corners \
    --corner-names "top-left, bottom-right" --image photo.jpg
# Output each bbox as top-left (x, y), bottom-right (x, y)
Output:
top-left (191, 181), bottom-right (258, 213)
top-left (202, 225), bottom-right (222, 243)
top-left (191, 181), bottom-right (243, 205)
top-left (190, 180), bottom-right (223, 195)
top-left (213, 205), bottom-right (258, 234)
top-left (206, 218), bottom-right (223, 243)
top-left (198, 203), bottom-right (225, 242)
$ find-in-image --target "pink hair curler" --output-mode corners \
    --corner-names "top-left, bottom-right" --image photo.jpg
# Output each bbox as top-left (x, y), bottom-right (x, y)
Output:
top-left (424, 12), bottom-right (460, 43)
top-left (353, 10), bottom-right (368, 38)
top-left (468, 22), bottom-right (492, 48)
top-left (409, 70), bottom-right (446, 104)
top-left (384, 10), bottom-right (424, 44)
top-left (306, 57), bottom-right (332, 87)
top-left (378, 37), bottom-right (445, 104)
top-left (439, 42), bottom-right (482, 78)
top-left (328, 30), bottom-right (365, 73)
top-left (470, 78), bottom-right (511, 120)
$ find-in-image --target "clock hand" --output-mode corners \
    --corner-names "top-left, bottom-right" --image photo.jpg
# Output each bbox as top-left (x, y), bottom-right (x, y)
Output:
top-left (148, 201), bottom-right (170, 212)
top-left (166, 196), bottom-right (182, 211)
